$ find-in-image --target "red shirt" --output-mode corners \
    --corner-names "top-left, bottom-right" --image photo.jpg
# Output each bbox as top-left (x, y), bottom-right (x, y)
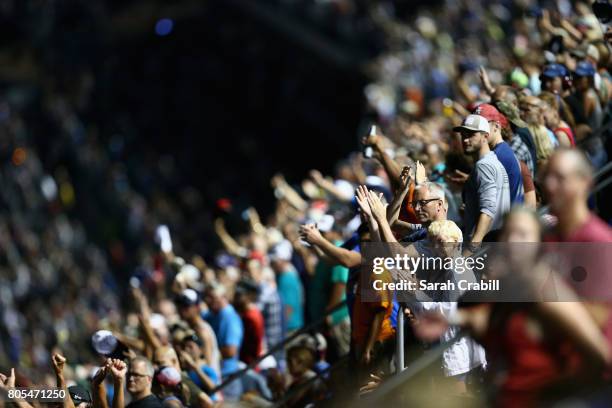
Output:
top-left (239, 305), bottom-right (265, 365)
top-left (554, 127), bottom-right (576, 146)
top-left (544, 213), bottom-right (612, 243)
top-left (544, 214), bottom-right (612, 299)
top-left (484, 310), bottom-right (582, 408)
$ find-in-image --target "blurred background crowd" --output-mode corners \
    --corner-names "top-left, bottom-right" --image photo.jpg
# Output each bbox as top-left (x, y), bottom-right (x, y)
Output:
top-left (0, 0), bottom-right (612, 407)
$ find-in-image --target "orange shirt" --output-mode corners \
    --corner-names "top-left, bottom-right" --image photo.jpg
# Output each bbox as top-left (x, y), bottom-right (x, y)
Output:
top-left (351, 269), bottom-right (395, 348)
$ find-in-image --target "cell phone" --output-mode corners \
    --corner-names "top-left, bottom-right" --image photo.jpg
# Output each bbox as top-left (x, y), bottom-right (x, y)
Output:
top-left (155, 225), bottom-right (173, 253)
top-left (363, 125), bottom-right (376, 159)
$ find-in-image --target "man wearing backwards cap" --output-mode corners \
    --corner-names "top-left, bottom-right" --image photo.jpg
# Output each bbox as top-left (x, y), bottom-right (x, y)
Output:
top-left (473, 104), bottom-right (524, 204)
top-left (454, 114), bottom-right (510, 245)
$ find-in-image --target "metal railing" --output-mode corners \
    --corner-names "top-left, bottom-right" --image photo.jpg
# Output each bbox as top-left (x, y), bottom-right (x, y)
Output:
top-left (364, 327), bottom-right (465, 404)
top-left (272, 355), bottom-right (349, 407)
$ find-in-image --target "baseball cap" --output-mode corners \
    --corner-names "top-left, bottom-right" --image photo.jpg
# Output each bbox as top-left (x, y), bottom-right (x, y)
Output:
top-left (574, 61), bottom-right (596, 77)
top-left (453, 114), bottom-right (491, 134)
top-left (235, 278), bottom-right (261, 297)
top-left (175, 263), bottom-right (202, 290)
top-left (175, 288), bottom-right (199, 307)
top-left (317, 214), bottom-right (335, 233)
top-left (541, 63), bottom-right (568, 78)
top-left (68, 386), bottom-right (92, 404)
top-left (91, 330), bottom-right (118, 356)
top-left (269, 239), bottom-right (293, 262)
top-left (155, 366), bottom-right (182, 387)
top-left (472, 104), bottom-right (509, 128)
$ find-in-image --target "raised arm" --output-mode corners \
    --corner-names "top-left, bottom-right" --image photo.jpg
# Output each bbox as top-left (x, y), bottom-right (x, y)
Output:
top-left (300, 224), bottom-right (362, 268)
top-left (367, 189), bottom-right (419, 258)
top-left (309, 170), bottom-right (353, 202)
top-left (363, 132), bottom-right (402, 190)
top-left (356, 185), bottom-right (380, 242)
top-left (387, 166), bottom-right (412, 227)
top-left (271, 174), bottom-right (308, 211)
top-left (246, 207), bottom-right (266, 236)
top-left (478, 66), bottom-right (496, 96)
top-left (179, 351), bottom-right (215, 392)
top-left (52, 353), bottom-right (76, 408)
top-left (91, 364), bottom-right (109, 408)
top-left (214, 218), bottom-right (248, 258)
top-left (109, 359), bottom-right (127, 408)
top-left (367, 190), bottom-right (396, 244)
top-left (0, 368), bottom-right (35, 408)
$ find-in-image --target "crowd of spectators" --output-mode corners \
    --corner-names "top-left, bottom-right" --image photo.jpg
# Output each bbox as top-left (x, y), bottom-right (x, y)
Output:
top-left (1, 0), bottom-right (612, 407)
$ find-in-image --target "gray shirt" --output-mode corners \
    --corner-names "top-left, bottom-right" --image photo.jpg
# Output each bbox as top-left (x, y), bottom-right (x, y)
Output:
top-left (462, 151), bottom-right (511, 240)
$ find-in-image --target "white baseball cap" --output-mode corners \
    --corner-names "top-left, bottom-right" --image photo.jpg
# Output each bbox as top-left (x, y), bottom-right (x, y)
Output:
top-left (91, 330), bottom-right (118, 355)
top-left (453, 114), bottom-right (491, 134)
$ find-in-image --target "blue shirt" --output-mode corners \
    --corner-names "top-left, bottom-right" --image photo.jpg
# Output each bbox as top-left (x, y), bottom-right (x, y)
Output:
top-left (188, 365), bottom-right (219, 400)
top-left (276, 267), bottom-right (304, 331)
top-left (493, 142), bottom-right (524, 204)
top-left (203, 305), bottom-right (243, 377)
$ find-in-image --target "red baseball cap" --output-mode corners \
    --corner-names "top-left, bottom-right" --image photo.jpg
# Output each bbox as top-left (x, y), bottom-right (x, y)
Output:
top-left (472, 103), bottom-right (509, 129)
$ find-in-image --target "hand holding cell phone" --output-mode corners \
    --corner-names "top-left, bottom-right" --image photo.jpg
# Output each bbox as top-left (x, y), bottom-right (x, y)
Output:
top-left (363, 125), bottom-right (378, 158)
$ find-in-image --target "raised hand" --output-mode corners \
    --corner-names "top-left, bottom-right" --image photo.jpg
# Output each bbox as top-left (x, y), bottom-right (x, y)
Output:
top-left (362, 131), bottom-right (380, 149)
top-left (52, 353), bottom-right (67, 376)
top-left (270, 173), bottom-right (285, 189)
top-left (366, 190), bottom-right (387, 222)
top-left (213, 218), bottom-right (225, 234)
top-left (398, 166), bottom-right (412, 194)
top-left (179, 351), bottom-right (197, 370)
top-left (0, 368), bottom-right (16, 390)
top-left (478, 66), bottom-right (494, 94)
top-left (91, 365), bottom-right (108, 386)
top-left (108, 359), bottom-right (127, 382)
top-left (299, 224), bottom-right (324, 246)
top-left (415, 160), bottom-right (427, 185)
top-left (309, 169), bottom-right (325, 185)
top-left (355, 185), bottom-right (373, 218)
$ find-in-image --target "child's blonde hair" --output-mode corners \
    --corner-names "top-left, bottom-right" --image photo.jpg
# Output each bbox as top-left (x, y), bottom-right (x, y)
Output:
top-left (427, 220), bottom-right (463, 243)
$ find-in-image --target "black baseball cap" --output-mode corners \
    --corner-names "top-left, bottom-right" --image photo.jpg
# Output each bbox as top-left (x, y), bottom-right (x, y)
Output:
top-left (175, 288), bottom-right (199, 307)
top-left (68, 385), bottom-right (92, 404)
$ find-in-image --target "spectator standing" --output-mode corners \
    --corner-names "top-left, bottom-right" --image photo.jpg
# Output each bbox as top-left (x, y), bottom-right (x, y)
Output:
top-left (473, 103), bottom-right (524, 204)
top-left (455, 115), bottom-right (511, 244)
top-left (234, 280), bottom-right (266, 366)
top-left (202, 283), bottom-right (244, 401)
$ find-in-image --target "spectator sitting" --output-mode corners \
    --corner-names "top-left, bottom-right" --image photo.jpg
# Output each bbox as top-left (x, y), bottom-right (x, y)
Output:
top-left (175, 289), bottom-right (221, 378)
top-left (284, 345), bottom-right (326, 408)
top-left (178, 332), bottom-right (219, 399)
top-left (152, 366), bottom-right (186, 408)
top-left (153, 346), bottom-right (211, 408)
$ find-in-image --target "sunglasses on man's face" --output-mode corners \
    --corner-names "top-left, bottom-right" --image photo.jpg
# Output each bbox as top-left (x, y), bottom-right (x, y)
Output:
top-left (411, 198), bottom-right (440, 208)
top-left (127, 372), bottom-right (149, 379)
